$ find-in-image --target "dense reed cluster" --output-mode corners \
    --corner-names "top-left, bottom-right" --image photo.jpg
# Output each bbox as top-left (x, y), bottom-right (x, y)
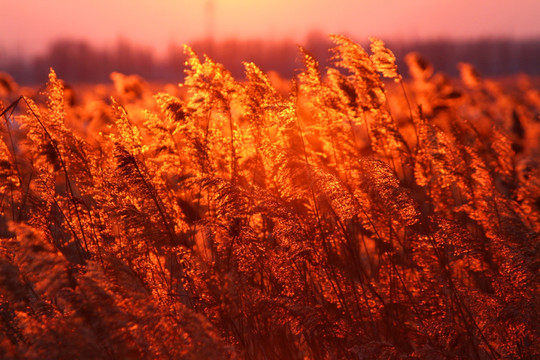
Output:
top-left (0, 36), bottom-right (539, 359)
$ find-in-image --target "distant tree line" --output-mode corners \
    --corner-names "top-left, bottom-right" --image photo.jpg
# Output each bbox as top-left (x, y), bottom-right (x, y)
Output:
top-left (2, 34), bottom-right (540, 85)
top-left (1, 39), bottom-right (158, 85)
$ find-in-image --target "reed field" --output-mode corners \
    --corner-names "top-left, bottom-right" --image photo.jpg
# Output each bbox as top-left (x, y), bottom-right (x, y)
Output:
top-left (0, 36), bottom-right (539, 359)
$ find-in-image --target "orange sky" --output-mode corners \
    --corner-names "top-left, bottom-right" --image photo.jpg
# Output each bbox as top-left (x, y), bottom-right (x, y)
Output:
top-left (2, 0), bottom-right (539, 56)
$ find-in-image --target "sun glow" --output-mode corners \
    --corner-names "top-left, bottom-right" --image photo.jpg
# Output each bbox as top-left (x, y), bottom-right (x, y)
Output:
top-left (3, 0), bottom-right (539, 56)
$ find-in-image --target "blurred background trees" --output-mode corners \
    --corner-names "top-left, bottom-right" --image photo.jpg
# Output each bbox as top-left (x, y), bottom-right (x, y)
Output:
top-left (2, 34), bottom-right (540, 84)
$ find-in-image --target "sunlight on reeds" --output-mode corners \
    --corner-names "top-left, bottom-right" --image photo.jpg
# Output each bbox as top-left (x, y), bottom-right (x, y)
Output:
top-left (0, 36), bottom-right (539, 359)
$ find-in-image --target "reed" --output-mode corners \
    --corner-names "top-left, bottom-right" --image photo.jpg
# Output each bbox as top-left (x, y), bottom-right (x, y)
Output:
top-left (0, 36), bottom-right (538, 359)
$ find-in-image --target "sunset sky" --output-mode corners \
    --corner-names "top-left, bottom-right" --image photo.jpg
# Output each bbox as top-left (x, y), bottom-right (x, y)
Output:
top-left (2, 0), bottom-right (540, 56)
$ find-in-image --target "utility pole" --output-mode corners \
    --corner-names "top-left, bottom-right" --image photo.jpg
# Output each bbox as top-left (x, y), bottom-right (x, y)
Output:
top-left (205, 0), bottom-right (215, 55)
top-left (205, 0), bottom-right (215, 42)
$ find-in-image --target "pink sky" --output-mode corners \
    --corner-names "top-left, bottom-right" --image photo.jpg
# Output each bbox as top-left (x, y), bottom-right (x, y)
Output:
top-left (2, 0), bottom-right (539, 56)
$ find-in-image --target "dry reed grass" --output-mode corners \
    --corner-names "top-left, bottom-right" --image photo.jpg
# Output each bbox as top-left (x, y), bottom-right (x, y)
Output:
top-left (0, 36), bottom-right (539, 359)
